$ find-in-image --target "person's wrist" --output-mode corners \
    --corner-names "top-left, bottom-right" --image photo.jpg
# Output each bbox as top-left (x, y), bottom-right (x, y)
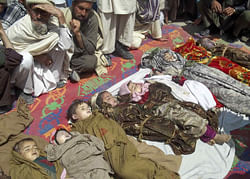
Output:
top-left (75, 31), bottom-right (81, 36)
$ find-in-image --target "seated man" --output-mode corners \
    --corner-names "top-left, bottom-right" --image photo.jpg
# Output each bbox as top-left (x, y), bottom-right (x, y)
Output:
top-left (1, 0), bottom-right (27, 30)
top-left (5, 0), bottom-right (74, 104)
top-left (63, 0), bottom-right (110, 81)
top-left (198, 0), bottom-right (250, 42)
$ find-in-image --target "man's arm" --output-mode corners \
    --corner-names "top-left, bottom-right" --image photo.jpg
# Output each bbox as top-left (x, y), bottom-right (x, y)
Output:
top-left (70, 19), bottom-right (84, 49)
top-left (0, 22), bottom-right (13, 49)
top-left (33, 3), bottom-right (66, 25)
top-left (71, 12), bottom-right (98, 54)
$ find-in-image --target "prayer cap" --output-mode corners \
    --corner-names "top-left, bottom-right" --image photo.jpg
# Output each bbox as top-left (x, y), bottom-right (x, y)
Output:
top-left (0, 0), bottom-right (6, 4)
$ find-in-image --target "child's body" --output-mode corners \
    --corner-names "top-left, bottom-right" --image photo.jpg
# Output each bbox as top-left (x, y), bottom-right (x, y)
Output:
top-left (67, 99), bottom-right (180, 179)
top-left (46, 129), bottom-right (112, 179)
top-left (10, 138), bottom-right (64, 179)
top-left (118, 80), bottom-right (231, 145)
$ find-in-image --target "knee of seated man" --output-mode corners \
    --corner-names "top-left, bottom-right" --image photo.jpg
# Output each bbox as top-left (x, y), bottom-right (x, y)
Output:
top-left (239, 11), bottom-right (250, 22)
top-left (20, 52), bottom-right (34, 70)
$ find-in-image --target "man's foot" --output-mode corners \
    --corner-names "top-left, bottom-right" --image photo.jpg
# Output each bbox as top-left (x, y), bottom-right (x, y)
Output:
top-left (56, 81), bottom-right (66, 88)
top-left (20, 92), bottom-right (34, 104)
top-left (104, 54), bottom-right (112, 66)
top-left (240, 36), bottom-right (249, 43)
top-left (213, 133), bottom-right (231, 145)
top-left (0, 105), bottom-right (12, 114)
top-left (113, 41), bottom-right (134, 60)
top-left (69, 70), bottom-right (80, 83)
top-left (199, 28), bottom-right (211, 37)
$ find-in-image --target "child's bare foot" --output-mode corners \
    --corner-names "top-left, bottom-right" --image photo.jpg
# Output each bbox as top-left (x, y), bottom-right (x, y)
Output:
top-left (207, 139), bottom-right (216, 145)
top-left (213, 134), bottom-right (231, 145)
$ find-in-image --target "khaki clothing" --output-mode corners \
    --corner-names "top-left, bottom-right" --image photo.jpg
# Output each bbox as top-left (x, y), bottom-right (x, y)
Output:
top-left (71, 111), bottom-right (180, 179)
top-left (10, 151), bottom-right (63, 179)
top-left (46, 132), bottom-right (112, 179)
top-left (127, 136), bottom-right (182, 173)
top-left (0, 98), bottom-right (48, 175)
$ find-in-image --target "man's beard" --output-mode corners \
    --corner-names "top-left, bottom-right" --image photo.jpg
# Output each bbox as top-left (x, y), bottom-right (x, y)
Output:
top-left (31, 21), bottom-right (48, 35)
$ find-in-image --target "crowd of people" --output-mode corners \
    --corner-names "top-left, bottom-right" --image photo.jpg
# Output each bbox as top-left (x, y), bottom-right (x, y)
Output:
top-left (0, 0), bottom-right (249, 178)
top-left (0, 0), bottom-right (249, 114)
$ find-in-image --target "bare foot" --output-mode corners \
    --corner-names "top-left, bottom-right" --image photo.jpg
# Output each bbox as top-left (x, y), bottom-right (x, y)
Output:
top-left (213, 133), bottom-right (231, 145)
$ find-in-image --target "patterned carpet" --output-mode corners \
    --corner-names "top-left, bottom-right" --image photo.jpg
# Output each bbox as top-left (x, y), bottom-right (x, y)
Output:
top-left (20, 24), bottom-right (249, 178)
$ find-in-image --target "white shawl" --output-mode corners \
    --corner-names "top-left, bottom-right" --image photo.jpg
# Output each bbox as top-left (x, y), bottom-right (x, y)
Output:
top-left (6, 14), bottom-right (60, 56)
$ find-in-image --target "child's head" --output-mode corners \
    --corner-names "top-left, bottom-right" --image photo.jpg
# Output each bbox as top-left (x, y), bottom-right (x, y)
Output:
top-left (54, 129), bottom-right (72, 145)
top-left (119, 81), bottom-right (142, 96)
top-left (13, 138), bottom-right (40, 161)
top-left (98, 91), bottom-right (119, 108)
top-left (67, 99), bottom-right (92, 123)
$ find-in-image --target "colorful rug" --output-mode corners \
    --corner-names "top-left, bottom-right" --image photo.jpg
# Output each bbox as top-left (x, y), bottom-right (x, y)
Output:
top-left (16, 24), bottom-right (250, 178)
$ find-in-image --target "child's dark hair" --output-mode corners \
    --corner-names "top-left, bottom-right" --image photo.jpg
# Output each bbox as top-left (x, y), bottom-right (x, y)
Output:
top-left (67, 99), bottom-right (87, 123)
top-left (95, 91), bottom-right (106, 109)
top-left (13, 138), bottom-right (36, 153)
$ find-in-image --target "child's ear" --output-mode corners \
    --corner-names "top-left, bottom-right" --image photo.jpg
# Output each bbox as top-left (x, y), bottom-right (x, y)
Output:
top-left (72, 114), bottom-right (78, 120)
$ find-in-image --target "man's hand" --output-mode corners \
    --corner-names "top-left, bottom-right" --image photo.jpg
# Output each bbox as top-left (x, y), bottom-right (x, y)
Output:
top-left (223, 7), bottom-right (235, 16)
top-left (33, 4), bottom-right (66, 25)
top-left (211, 0), bottom-right (222, 13)
top-left (34, 54), bottom-right (53, 67)
top-left (70, 19), bottom-right (81, 35)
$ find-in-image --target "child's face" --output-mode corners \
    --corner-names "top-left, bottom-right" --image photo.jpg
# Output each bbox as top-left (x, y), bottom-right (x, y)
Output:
top-left (74, 102), bottom-right (92, 121)
top-left (128, 82), bottom-right (142, 93)
top-left (55, 130), bottom-right (72, 145)
top-left (19, 141), bottom-right (40, 161)
top-left (102, 92), bottom-right (118, 107)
